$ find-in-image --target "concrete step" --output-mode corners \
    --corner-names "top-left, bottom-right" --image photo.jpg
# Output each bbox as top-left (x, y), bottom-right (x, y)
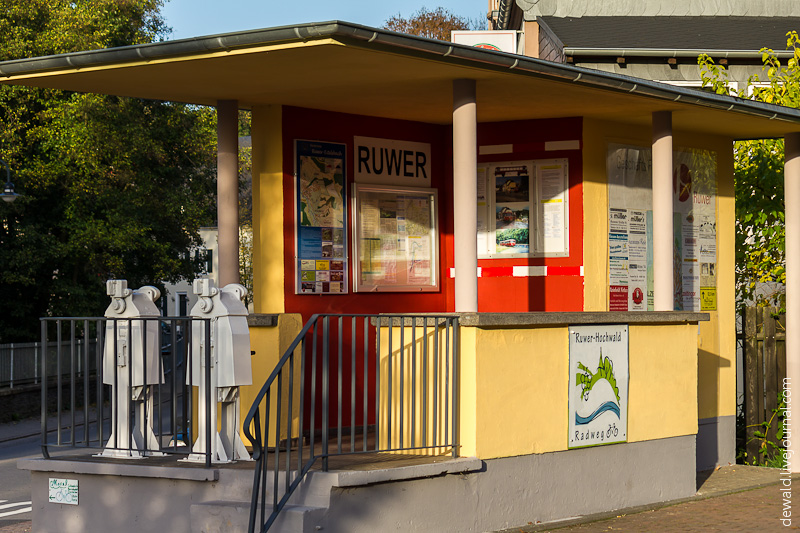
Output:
top-left (190, 500), bottom-right (327, 533)
top-left (215, 468), bottom-right (339, 508)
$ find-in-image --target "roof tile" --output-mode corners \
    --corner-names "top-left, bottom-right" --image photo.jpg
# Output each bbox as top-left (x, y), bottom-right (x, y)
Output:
top-left (541, 16), bottom-right (800, 51)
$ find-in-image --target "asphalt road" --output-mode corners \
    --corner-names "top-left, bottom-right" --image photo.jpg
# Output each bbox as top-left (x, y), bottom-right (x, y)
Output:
top-left (0, 432), bottom-right (38, 528)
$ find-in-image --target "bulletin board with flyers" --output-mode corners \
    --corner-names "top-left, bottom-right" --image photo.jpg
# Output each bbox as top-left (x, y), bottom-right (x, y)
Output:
top-left (476, 159), bottom-right (570, 258)
top-left (606, 144), bottom-right (717, 312)
top-left (352, 184), bottom-right (439, 292)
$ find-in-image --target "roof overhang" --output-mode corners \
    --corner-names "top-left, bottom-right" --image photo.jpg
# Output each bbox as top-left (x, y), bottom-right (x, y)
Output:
top-left (1, 21), bottom-right (799, 140)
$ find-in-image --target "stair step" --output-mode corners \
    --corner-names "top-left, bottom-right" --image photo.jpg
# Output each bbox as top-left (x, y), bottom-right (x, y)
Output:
top-left (191, 500), bottom-right (326, 533)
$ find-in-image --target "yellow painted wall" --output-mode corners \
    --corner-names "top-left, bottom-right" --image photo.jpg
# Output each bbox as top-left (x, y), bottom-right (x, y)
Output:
top-left (470, 326), bottom-right (568, 457)
top-left (461, 324), bottom-right (700, 459)
top-left (627, 324), bottom-right (698, 442)
top-left (251, 104), bottom-right (285, 314)
top-left (582, 119), bottom-right (736, 422)
top-left (239, 313), bottom-right (304, 447)
top-left (383, 322), bottom-right (700, 460)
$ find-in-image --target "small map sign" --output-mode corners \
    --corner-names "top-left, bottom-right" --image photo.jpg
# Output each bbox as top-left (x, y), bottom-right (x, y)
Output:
top-left (49, 478), bottom-right (78, 505)
top-left (568, 325), bottom-right (628, 448)
top-left (295, 140), bottom-right (348, 294)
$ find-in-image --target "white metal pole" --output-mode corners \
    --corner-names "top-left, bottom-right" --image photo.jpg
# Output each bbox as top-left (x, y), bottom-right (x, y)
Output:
top-left (453, 79), bottom-right (479, 313)
top-left (652, 111), bottom-right (674, 311)
top-left (217, 100), bottom-right (240, 287)
top-left (785, 132), bottom-right (800, 472)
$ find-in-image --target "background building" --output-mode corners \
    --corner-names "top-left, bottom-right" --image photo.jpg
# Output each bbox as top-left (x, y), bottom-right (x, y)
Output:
top-left (490, 0), bottom-right (800, 90)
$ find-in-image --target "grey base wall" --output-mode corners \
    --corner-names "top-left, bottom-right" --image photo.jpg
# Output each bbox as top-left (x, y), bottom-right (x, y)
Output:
top-left (21, 434), bottom-right (696, 533)
top-left (21, 461), bottom-right (247, 533)
top-left (319, 435), bottom-right (696, 533)
top-left (697, 415), bottom-right (736, 471)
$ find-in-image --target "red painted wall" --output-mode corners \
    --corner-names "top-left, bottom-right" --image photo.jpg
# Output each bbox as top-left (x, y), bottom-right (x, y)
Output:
top-left (280, 109), bottom-right (584, 430)
top-left (282, 106), bottom-right (454, 320)
top-left (280, 108), bottom-right (584, 318)
top-left (476, 117), bottom-right (584, 312)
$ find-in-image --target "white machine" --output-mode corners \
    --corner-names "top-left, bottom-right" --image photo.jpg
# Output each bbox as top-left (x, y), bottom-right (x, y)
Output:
top-left (100, 279), bottom-right (164, 458)
top-left (186, 278), bottom-right (253, 463)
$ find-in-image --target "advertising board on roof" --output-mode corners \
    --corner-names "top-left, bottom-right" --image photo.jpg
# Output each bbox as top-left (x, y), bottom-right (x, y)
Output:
top-left (451, 30), bottom-right (517, 54)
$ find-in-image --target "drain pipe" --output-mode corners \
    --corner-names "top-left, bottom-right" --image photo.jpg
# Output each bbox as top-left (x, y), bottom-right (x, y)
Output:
top-left (564, 47), bottom-right (795, 60)
top-left (496, 0), bottom-right (514, 30)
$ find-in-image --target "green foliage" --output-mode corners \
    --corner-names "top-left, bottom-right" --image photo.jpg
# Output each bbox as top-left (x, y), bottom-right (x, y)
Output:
top-left (0, 1), bottom-right (217, 341)
top-left (739, 391), bottom-right (787, 468)
top-left (699, 31), bottom-right (800, 308)
top-left (239, 224), bottom-right (253, 308)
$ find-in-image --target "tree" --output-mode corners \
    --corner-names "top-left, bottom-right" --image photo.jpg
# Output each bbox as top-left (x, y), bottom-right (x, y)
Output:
top-left (699, 31), bottom-right (800, 308)
top-left (383, 7), bottom-right (481, 41)
top-left (0, 1), bottom-right (218, 341)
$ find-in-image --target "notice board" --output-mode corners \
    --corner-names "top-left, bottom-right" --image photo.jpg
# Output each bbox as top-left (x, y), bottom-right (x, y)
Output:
top-left (607, 144), bottom-right (717, 311)
top-left (352, 184), bottom-right (439, 292)
top-left (476, 159), bottom-right (569, 258)
top-left (294, 140), bottom-right (348, 294)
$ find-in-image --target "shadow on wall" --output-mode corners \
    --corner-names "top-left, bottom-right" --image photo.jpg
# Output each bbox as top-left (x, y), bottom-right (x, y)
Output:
top-left (697, 348), bottom-right (729, 471)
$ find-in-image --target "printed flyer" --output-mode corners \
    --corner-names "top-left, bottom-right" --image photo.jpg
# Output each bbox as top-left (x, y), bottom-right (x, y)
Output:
top-left (295, 140), bottom-right (347, 294)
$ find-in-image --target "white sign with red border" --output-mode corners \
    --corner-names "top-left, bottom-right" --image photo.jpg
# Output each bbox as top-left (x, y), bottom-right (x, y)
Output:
top-left (451, 30), bottom-right (517, 54)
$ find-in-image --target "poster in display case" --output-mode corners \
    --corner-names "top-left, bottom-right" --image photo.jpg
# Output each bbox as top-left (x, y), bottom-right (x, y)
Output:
top-left (294, 140), bottom-right (348, 294)
top-left (352, 184), bottom-right (439, 292)
top-left (476, 159), bottom-right (570, 258)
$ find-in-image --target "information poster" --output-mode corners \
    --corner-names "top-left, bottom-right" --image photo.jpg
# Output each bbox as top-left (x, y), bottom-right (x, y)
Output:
top-left (607, 144), bottom-right (717, 311)
top-left (568, 325), bottom-right (628, 449)
top-left (353, 184), bottom-right (438, 292)
top-left (295, 140), bottom-right (347, 294)
top-left (495, 164), bottom-right (532, 255)
top-left (477, 159), bottom-right (569, 257)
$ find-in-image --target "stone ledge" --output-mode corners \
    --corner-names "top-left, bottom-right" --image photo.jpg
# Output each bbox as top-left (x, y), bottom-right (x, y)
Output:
top-left (458, 311), bottom-right (709, 327)
top-left (18, 457), bottom-right (219, 481)
top-left (370, 312), bottom-right (708, 328)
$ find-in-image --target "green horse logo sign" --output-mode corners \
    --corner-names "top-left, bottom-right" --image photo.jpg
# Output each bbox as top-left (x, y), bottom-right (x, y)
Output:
top-left (568, 325), bottom-right (629, 448)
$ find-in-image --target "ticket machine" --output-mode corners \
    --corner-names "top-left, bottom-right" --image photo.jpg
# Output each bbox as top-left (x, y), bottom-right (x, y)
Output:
top-left (100, 280), bottom-right (164, 458)
top-left (186, 278), bottom-right (252, 463)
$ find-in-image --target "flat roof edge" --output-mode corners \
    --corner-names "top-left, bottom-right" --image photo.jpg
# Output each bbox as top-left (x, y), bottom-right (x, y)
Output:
top-left (1, 20), bottom-right (799, 129)
top-left (0, 21), bottom-right (351, 77)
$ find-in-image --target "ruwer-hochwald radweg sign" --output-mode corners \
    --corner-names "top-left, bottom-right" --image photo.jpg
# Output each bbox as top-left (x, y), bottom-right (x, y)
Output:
top-left (568, 325), bottom-right (629, 448)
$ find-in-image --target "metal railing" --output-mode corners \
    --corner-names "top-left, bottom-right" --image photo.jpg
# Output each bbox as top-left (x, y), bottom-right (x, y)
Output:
top-left (243, 314), bottom-right (460, 533)
top-left (0, 339), bottom-right (99, 389)
top-left (39, 317), bottom-right (214, 466)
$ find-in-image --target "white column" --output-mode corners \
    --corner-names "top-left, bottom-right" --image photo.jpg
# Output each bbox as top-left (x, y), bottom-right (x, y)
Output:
top-left (453, 79), bottom-right (478, 313)
top-left (785, 132), bottom-right (800, 472)
top-left (652, 111), bottom-right (674, 311)
top-left (217, 100), bottom-right (240, 287)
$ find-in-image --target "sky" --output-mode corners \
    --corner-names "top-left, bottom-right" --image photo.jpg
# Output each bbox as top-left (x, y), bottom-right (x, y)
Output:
top-left (160, 0), bottom-right (489, 40)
